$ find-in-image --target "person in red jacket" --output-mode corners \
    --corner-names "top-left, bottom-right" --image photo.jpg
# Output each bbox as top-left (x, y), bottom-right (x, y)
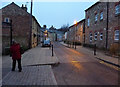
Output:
top-left (10, 40), bottom-right (22, 72)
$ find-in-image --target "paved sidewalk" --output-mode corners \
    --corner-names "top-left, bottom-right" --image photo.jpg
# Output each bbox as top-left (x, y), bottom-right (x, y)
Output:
top-left (22, 46), bottom-right (59, 66)
top-left (60, 42), bottom-right (119, 67)
top-left (2, 65), bottom-right (57, 85)
top-left (1, 45), bottom-right (59, 86)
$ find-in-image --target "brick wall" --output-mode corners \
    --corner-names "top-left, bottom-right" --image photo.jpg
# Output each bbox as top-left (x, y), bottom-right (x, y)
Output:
top-left (2, 15), bottom-right (30, 48)
top-left (85, 2), bottom-right (120, 49)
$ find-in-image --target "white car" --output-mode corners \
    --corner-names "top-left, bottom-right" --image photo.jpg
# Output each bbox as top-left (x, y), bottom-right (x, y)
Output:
top-left (42, 39), bottom-right (51, 47)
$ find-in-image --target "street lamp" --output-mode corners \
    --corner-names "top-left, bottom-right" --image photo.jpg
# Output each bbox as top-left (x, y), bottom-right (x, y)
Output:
top-left (74, 20), bottom-right (77, 49)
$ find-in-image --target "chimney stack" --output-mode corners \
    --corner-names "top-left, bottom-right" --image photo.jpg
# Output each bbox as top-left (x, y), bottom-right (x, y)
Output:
top-left (21, 4), bottom-right (27, 12)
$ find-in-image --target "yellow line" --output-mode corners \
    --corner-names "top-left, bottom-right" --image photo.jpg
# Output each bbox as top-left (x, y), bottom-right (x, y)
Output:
top-left (99, 61), bottom-right (120, 71)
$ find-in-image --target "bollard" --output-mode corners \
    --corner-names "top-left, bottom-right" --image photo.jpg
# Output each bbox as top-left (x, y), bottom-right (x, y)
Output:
top-left (52, 45), bottom-right (54, 56)
top-left (75, 42), bottom-right (76, 49)
top-left (94, 44), bottom-right (96, 55)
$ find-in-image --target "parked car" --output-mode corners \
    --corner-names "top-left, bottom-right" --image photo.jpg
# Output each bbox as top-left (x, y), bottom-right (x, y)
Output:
top-left (42, 39), bottom-right (51, 47)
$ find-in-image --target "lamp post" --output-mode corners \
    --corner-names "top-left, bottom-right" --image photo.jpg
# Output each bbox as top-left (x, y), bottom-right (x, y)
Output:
top-left (74, 20), bottom-right (77, 49)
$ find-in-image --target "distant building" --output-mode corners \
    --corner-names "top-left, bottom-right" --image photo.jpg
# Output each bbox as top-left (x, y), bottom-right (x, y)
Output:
top-left (85, 1), bottom-right (120, 49)
top-left (67, 24), bottom-right (75, 44)
top-left (67, 19), bottom-right (85, 45)
top-left (48, 26), bottom-right (57, 41)
top-left (1, 2), bottom-right (41, 54)
top-left (76, 19), bottom-right (85, 45)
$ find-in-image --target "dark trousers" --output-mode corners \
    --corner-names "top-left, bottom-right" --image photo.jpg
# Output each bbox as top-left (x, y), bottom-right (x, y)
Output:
top-left (12, 59), bottom-right (22, 71)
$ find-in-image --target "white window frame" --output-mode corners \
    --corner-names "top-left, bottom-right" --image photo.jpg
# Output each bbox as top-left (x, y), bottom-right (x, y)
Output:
top-left (94, 32), bottom-right (97, 41)
top-left (100, 12), bottom-right (103, 20)
top-left (4, 17), bottom-right (10, 23)
top-left (115, 4), bottom-right (120, 15)
top-left (114, 30), bottom-right (119, 41)
top-left (87, 18), bottom-right (90, 27)
top-left (100, 33), bottom-right (103, 40)
top-left (89, 33), bottom-right (92, 42)
top-left (95, 14), bottom-right (98, 22)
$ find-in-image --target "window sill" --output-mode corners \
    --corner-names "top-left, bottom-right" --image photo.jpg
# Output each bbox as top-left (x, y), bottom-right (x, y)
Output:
top-left (100, 19), bottom-right (103, 21)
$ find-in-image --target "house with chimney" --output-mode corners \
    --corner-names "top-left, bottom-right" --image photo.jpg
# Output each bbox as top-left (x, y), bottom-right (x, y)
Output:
top-left (1, 2), bottom-right (41, 54)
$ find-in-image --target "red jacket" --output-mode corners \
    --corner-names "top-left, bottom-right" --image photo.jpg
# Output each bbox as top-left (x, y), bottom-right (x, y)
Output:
top-left (10, 43), bottom-right (21, 59)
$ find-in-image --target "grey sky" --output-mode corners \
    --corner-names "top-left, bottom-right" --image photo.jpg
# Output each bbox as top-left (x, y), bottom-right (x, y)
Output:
top-left (1, 1), bottom-right (97, 28)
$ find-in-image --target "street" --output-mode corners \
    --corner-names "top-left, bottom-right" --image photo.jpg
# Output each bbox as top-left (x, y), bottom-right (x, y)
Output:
top-left (52, 42), bottom-right (118, 85)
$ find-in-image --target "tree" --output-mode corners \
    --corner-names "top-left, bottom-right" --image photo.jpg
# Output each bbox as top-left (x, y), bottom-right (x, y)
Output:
top-left (58, 24), bottom-right (69, 33)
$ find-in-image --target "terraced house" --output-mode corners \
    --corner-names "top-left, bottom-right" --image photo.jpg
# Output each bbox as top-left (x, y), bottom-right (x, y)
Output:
top-left (67, 19), bottom-right (85, 45)
top-left (85, 1), bottom-right (120, 49)
top-left (1, 2), bottom-right (41, 54)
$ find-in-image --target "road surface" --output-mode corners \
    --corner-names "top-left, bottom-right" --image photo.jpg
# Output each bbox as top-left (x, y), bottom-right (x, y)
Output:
top-left (52, 42), bottom-right (118, 85)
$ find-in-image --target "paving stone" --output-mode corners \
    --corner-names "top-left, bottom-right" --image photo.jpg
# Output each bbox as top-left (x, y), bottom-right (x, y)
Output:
top-left (2, 65), bottom-right (57, 86)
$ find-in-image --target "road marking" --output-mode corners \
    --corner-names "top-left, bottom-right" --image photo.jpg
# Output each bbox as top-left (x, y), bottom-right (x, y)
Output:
top-left (99, 61), bottom-right (120, 71)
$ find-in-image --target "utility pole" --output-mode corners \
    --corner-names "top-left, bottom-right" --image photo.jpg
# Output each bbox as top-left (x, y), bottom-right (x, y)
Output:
top-left (29, 0), bottom-right (33, 49)
top-left (106, 1), bottom-right (109, 50)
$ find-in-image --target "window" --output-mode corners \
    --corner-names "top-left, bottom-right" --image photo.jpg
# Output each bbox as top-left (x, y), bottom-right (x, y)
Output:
top-left (94, 32), bottom-right (97, 41)
top-left (81, 25), bottom-right (83, 29)
top-left (95, 14), bottom-right (98, 22)
top-left (4, 17), bottom-right (10, 23)
top-left (114, 30), bottom-right (119, 41)
top-left (115, 4), bottom-right (120, 15)
top-left (100, 33), bottom-right (103, 40)
top-left (100, 12), bottom-right (103, 20)
top-left (87, 18), bottom-right (90, 27)
top-left (89, 33), bottom-right (92, 42)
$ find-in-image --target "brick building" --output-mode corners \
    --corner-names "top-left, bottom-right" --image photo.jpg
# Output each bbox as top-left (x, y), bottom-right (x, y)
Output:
top-left (85, 1), bottom-right (120, 49)
top-left (67, 24), bottom-right (75, 45)
top-left (76, 19), bottom-right (85, 45)
top-left (67, 19), bottom-right (85, 45)
top-left (1, 2), bottom-right (41, 54)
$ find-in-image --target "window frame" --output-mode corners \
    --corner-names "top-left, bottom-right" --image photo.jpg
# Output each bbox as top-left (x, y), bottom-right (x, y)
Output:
top-left (4, 17), bottom-right (10, 23)
top-left (87, 18), bottom-right (90, 27)
top-left (95, 13), bottom-right (98, 22)
top-left (94, 32), bottom-right (97, 41)
top-left (114, 30), bottom-right (119, 41)
top-left (89, 33), bottom-right (92, 42)
top-left (115, 4), bottom-right (120, 15)
top-left (100, 11), bottom-right (103, 20)
top-left (100, 33), bottom-right (103, 40)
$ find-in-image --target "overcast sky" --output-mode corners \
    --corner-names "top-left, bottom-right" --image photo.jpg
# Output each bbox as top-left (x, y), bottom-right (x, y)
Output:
top-left (1, 1), bottom-right (97, 29)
